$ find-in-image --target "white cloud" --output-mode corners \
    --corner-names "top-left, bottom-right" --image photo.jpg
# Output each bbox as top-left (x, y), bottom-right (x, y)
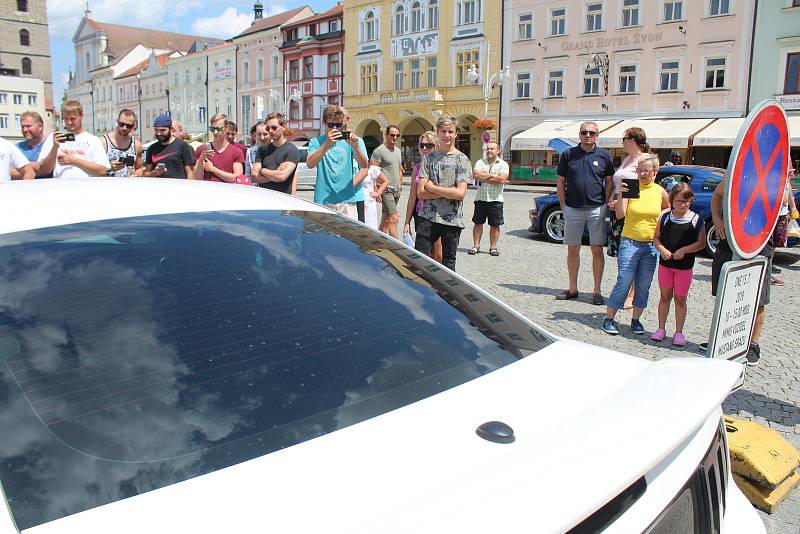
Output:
top-left (47, 0), bottom-right (166, 39)
top-left (174, 0), bottom-right (202, 17)
top-left (191, 7), bottom-right (253, 39)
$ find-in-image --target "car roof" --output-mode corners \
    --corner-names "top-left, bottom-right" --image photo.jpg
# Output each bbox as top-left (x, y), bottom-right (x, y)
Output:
top-left (658, 165), bottom-right (725, 176)
top-left (0, 178), bottom-right (327, 235)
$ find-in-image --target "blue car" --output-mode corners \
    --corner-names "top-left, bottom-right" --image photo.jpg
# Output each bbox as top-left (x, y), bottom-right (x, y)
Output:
top-left (528, 165), bottom-right (724, 255)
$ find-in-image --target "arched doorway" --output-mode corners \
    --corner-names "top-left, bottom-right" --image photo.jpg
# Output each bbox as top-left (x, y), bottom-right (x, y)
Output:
top-left (356, 119), bottom-right (383, 158)
top-left (455, 114), bottom-right (479, 162)
top-left (398, 115), bottom-right (433, 168)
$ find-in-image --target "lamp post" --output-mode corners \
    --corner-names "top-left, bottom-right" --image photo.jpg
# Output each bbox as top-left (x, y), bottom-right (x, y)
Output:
top-left (466, 62), bottom-right (509, 118)
top-left (584, 44), bottom-right (609, 96)
top-left (269, 88), bottom-right (302, 118)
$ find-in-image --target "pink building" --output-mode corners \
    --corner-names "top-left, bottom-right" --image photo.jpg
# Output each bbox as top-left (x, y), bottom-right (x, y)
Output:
top-left (233, 4), bottom-right (314, 133)
top-left (501, 0), bottom-right (755, 174)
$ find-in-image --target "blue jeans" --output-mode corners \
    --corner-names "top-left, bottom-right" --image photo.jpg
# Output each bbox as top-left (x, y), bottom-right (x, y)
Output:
top-left (608, 237), bottom-right (658, 311)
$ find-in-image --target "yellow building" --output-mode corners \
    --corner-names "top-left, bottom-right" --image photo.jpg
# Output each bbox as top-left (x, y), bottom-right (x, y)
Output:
top-left (343, 0), bottom-right (503, 164)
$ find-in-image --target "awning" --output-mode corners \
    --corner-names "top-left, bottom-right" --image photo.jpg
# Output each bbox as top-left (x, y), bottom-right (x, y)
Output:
top-left (598, 118), bottom-right (716, 149)
top-left (690, 118), bottom-right (745, 147)
top-left (509, 120), bottom-right (621, 151)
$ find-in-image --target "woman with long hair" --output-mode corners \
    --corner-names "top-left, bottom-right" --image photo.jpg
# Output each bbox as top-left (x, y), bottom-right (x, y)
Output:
top-left (403, 131), bottom-right (442, 262)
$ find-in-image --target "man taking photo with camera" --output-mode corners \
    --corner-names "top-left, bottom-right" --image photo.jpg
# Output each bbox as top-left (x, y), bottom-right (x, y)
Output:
top-left (37, 100), bottom-right (110, 179)
top-left (251, 113), bottom-right (299, 194)
top-left (101, 109), bottom-right (143, 177)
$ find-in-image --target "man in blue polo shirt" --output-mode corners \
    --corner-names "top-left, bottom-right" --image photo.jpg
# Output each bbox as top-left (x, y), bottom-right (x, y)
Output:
top-left (13, 111), bottom-right (51, 178)
top-left (556, 121), bottom-right (615, 305)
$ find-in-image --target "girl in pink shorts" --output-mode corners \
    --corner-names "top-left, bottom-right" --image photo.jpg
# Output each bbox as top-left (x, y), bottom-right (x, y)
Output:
top-left (651, 183), bottom-right (706, 346)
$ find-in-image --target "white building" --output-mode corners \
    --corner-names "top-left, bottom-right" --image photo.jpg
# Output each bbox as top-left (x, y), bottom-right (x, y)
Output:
top-left (140, 52), bottom-right (174, 142)
top-left (0, 76), bottom-right (46, 141)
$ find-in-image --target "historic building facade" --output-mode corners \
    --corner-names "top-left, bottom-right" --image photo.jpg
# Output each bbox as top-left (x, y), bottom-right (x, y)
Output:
top-left (343, 0), bottom-right (504, 162)
top-left (281, 4), bottom-right (344, 140)
top-left (0, 75), bottom-right (45, 141)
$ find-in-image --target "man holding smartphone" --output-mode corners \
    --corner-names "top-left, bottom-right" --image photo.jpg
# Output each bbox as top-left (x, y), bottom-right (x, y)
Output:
top-left (37, 100), bottom-right (110, 178)
top-left (143, 114), bottom-right (195, 179)
top-left (306, 105), bottom-right (368, 219)
top-left (101, 109), bottom-right (143, 177)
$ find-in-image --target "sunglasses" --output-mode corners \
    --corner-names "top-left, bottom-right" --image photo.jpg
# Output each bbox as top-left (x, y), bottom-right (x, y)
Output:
top-left (118, 122), bottom-right (135, 129)
top-left (388, 133), bottom-right (400, 138)
top-left (419, 143), bottom-right (435, 149)
top-left (622, 136), bottom-right (633, 141)
top-left (267, 125), bottom-right (280, 131)
top-left (327, 122), bottom-right (343, 129)
top-left (580, 130), bottom-right (598, 136)
top-left (209, 126), bottom-right (225, 133)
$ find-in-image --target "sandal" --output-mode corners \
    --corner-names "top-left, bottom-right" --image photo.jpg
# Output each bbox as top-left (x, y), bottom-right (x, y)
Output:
top-left (489, 248), bottom-right (500, 256)
top-left (468, 246), bottom-right (480, 255)
top-left (556, 291), bottom-right (579, 300)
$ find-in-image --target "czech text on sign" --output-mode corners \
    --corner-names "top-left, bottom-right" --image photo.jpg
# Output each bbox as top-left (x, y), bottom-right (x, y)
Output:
top-left (706, 258), bottom-right (767, 361)
top-left (725, 100), bottom-right (789, 259)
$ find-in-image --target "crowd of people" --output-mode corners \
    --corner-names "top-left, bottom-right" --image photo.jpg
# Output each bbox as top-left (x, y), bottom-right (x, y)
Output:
top-left (2, 101), bottom-right (798, 366)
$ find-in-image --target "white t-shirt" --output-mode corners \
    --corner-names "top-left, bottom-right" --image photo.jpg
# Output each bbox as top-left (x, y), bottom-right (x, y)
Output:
top-left (38, 131), bottom-right (111, 178)
top-left (0, 137), bottom-right (31, 181)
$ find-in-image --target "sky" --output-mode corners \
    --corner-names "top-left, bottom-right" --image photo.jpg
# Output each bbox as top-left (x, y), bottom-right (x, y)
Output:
top-left (47, 0), bottom-right (334, 102)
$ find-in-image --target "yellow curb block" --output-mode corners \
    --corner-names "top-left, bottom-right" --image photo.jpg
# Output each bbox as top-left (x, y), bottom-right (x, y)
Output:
top-left (732, 471), bottom-right (800, 514)
top-left (724, 416), bottom-right (800, 489)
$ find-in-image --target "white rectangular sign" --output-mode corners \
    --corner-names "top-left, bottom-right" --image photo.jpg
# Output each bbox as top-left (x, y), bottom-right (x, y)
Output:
top-left (706, 258), bottom-right (767, 362)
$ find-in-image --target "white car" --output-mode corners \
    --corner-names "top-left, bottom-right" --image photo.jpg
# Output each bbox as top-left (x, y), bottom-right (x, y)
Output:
top-left (0, 179), bottom-right (764, 534)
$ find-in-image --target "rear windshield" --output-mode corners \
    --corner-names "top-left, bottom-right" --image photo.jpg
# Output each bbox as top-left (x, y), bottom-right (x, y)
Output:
top-left (0, 210), bottom-right (550, 529)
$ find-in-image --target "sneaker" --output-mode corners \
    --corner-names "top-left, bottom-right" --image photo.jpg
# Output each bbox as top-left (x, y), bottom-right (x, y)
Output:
top-left (746, 343), bottom-right (761, 366)
top-left (672, 332), bottom-right (687, 346)
top-left (650, 328), bottom-right (666, 342)
top-left (772, 266), bottom-right (782, 274)
top-left (630, 319), bottom-right (646, 335)
top-left (602, 318), bottom-right (619, 335)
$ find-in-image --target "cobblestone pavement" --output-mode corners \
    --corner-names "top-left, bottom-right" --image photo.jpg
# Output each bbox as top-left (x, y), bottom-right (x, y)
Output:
top-left (299, 187), bottom-right (799, 531)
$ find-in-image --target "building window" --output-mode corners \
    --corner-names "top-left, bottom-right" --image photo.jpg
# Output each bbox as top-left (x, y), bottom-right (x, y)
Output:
top-left (550, 8), bottom-right (566, 36)
top-left (705, 57), bottom-right (726, 89)
top-left (517, 13), bottom-right (533, 40)
top-left (195, 68), bottom-right (202, 82)
top-left (19, 29), bottom-right (30, 47)
top-left (13, 94), bottom-right (22, 105)
top-left (709, 0), bottom-right (730, 16)
top-left (330, 20), bottom-right (340, 32)
top-left (21, 58), bottom-right (31, 75)
top-left (289, 100), bottom-right (300, 121)
top-left (28, 94), bottom-right (36, 106)
top-left (516, 72), bottom-right (531, 99)
top-left (583, 67), bottom-right (600, 95)
top-left (286, 28), bottom-right (298, 41)
top-left (172, 73), bottom-right (178, 86)
top-left (303, 97), bottom-right (313, 119)
top-left (663, 0), bottom-right (683, 21)
top-left (0, 94), bottom-right (6, 104)
top-left (622, 0), bottom-right (639, 27)
top-left (328, 95), bottom-right (339, 105)
top-left (428, 1), bottom-right (439, 29)
top-left (309, 24), bottom-right (317, 37)
top-left (303, 56), bottom-right (313, 78)
top-left (395, 61), bottom-right (404, 90)
top-left (272, 54), bottom-right (279, 78)
top-left (394, 5), bottom-right (405, 36)
top-left (363, 11), bottom-right (377, 41)
top-left (456, 49), bottom-right (479, 86)
top-left (618, 64), bottom-right (637, 93)
top-left (17, 0), bottom-right (27, 12)
top-left (14, 115), bottom-right (21, 129)
top-left (184, 70), bottom-right (190, 84)
top-left (290, 60), bottom-right (299, 81)
top-left (548, 69), bottom-right (564, 97)
top-left (456, 0), bottom-right (481, 25)
top-left (242, 62), bottom-right (249, 83)
top-left (427, 57), bottom-right (437, 87)
top-left (257, 58), bottom-right (263, 81)
top-left (329, 53), bottom-right (340, 76)
top-left (0, 115), bottom-right (8, 129)
top-left (784, 53), bottom-right (800, 94)
top-left (586, 3), bottom-right (603, 32)
top-left (411, 59), bottom-right (421, 88)
top-left (411, 2), bottom-right (423, 32)
top-left (360, 63), bottom-right (378, 94)
top-left (660, 60), bottom-right (679, 91)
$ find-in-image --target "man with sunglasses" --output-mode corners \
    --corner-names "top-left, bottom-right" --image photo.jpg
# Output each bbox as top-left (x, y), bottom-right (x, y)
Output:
top-left (143, 114), bottom-right (195, 179)
top-left (101, 109), bottom-right (143, 177)
top-left (371, 125), bottom-right (404, 238)
top-left (252, 113), bottom-right (299, 194)
top-left (556, 121), bottom-right (615, 305)
top-left (307, 105), bottom-right (368, 220)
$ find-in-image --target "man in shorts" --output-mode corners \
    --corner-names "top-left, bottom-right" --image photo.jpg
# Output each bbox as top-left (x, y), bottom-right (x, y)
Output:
top-left (469, 141), bottom-right (509, 256)
top-left (556, 121), bottom-right (615, 305)
top-left (371, 125), bottom-right (404, 238)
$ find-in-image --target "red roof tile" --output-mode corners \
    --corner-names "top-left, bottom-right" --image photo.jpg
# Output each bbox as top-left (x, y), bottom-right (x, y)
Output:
top-left (234, 6), bottom-right (311, 38)
top-left (115, 52), bottom-right (174, 79)
top-left (283, 4), bottom-right (342, 28)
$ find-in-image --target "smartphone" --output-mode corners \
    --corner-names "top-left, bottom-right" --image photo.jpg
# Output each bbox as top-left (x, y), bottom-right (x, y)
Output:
top-left (622, 178), bottom-right (640, 199)
top-left (340, 131), bottom-right (351, 140)
top-left (62, 131), bottom-right (76, 142)
top-left (156, 163), bottom-right (166, 170)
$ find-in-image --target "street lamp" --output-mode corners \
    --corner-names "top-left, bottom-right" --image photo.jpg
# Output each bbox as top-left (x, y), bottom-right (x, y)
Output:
top-left (585, 48), bottom-right (610, 96)
top-left (269, 88), bottom-right (302, 118)
top-left (466, 63), bottom-right (510, 117)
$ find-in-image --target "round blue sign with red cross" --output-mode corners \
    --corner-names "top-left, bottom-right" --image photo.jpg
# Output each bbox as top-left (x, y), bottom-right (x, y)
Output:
top-left (724, 100), bottom-right (790, 259)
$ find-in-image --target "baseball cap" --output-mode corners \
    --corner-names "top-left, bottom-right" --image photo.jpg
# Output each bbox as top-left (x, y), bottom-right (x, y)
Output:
top-left (154, 114), bottom-right (172, 128)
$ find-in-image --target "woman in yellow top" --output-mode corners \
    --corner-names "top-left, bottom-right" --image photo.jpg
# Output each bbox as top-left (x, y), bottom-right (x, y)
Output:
top-left (602, 155), bottom-right (670, 335)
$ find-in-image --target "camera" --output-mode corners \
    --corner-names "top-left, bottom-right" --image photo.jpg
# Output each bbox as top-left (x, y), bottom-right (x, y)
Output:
top-left (340, 131), bottom-right (351, 140)
top-left (62, 131), bottom-right (76, 142)
top-left (156, 163), bottom-right (166, 170)
top-left (118, 155), bottom-right (136, 166)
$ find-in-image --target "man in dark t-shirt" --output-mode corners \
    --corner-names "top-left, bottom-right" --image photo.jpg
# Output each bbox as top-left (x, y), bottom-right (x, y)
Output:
top-left (252, 112), bottom-right (299, 194)
top-left (144, 114), bottom-right (195, 179)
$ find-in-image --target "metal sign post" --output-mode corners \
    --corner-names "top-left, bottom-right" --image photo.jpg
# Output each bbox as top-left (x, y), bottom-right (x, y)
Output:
top-left (706, 100), bottom-right (790, 363)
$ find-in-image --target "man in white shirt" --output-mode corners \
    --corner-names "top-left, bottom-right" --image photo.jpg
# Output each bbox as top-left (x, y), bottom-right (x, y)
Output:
top-left (37, 100), bottom-right (110, 178)
top-left (0, 137), bottom-right (34, 181)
